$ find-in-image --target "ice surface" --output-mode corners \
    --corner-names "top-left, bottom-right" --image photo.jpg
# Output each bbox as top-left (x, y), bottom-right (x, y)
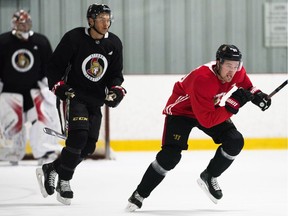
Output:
top-left (0, 150), bottom-right (287, 216)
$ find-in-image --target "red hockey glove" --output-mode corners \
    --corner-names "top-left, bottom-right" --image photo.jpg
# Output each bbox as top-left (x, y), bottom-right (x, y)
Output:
top-left (250, 87), bottom-right (271, 111)
top-left (105, 86), bottom-right (126, 108)
top-left (225, 88), bottom-right (254, 114)
top-left (52, 81), bottom-right (75, 101)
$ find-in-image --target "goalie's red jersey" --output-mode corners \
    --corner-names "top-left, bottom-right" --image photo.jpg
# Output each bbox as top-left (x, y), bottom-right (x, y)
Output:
top-left (163, 61), bottom-right (254, 128)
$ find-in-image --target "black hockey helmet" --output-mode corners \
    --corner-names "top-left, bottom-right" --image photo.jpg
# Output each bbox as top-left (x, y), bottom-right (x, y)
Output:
top-left (87, 3), bottom-right (112, 19)
top-left (216, 44), bottom-right (242, 62)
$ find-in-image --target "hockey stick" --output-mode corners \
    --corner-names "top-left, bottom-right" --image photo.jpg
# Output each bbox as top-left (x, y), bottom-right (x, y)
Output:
top-left (43, 92), bottom-right (74, 140)
top-left (43, 127), bottom-right (66, 140)
top-left (64, 91), bottom-right (75, 136)
top-left (267, 79), bottom-right (288, 99)
top-left (56, 98), bottom-right (65, 134)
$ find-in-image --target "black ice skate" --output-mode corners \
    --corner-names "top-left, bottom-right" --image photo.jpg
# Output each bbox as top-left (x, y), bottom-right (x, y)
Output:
top-left (36, 163), bottom-right (57, 198)
top-left (197, 169), bottom-right (223, 204)
top-left (56, 179), bottom-right (73, 205)
top-left (126, 190), bottom-right (144, 212)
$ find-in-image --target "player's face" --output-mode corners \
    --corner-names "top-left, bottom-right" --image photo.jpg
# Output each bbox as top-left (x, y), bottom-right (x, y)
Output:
top-left (218, 60), bottom-right (240, 83)
top-left (94, 13), bottom-right (111, 34)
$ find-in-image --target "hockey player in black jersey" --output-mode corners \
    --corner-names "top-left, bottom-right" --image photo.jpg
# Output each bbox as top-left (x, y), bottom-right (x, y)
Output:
top-left (0, 9), bottom-right (60, 165)
top-left (36, 3), bottom-right (126, 205)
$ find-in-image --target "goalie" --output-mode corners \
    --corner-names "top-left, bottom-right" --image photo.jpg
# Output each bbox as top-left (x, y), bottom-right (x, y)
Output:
top-left (0, 9), bottom-right (61, 165)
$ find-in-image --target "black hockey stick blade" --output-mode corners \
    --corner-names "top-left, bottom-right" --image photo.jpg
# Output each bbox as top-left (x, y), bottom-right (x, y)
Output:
top-left (267, 79), bottom-right (288, 99)
top-left (43, 127), bottom-right (66, 140)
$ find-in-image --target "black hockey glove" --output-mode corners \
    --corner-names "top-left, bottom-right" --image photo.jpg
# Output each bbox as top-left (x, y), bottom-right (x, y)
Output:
top-left (52, 81), bottom-right (75, 101)
top-left (225, 88), bottom-right (254, 114)
top-left (250, 87), bottom-right (271, 111)
top-left (0, 80), bottom-right (3, 93)
top-left (104, 86), bottom-right (126, 108)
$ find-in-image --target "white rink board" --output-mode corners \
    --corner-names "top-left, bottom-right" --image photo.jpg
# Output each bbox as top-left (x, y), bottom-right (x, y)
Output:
top-left (110, 74), bottom-right (288, 140)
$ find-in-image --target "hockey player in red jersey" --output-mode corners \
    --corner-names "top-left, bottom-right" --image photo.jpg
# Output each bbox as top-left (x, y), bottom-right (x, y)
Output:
top-left (126, 44), bottom-right (271, 211)
top-left (0, 9), bottom-right (60, 165)
top-left (36, 3), bottom-right (126, 205)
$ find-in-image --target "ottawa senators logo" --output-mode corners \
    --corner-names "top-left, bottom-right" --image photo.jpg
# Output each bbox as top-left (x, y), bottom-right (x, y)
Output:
top-left (82, 53), bottom-right (108, 82)
top-left (11, 49), bottom-right (34, 72)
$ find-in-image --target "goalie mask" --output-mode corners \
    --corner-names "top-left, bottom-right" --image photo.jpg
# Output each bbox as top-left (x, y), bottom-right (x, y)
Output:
top-left (11, 9), bottom-right (33, 40)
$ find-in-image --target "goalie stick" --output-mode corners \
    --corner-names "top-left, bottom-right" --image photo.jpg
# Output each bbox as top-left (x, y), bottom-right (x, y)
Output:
top-left (267, 79), bottom-right (288, 99)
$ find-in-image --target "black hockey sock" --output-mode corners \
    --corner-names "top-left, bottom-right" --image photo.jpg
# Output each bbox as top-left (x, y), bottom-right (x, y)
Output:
top-left (207, 146), bottom-right (234, 177)
top-left (53, 157), bottom-right (61, 173)
top-left (136, 164), bottom-right (165, 198)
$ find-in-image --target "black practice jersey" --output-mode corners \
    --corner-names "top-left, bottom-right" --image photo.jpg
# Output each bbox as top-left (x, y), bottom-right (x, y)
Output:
top-left (47, 27), bottom-right (124, 106)
top-left (0, 31), bottom-right (52, 110)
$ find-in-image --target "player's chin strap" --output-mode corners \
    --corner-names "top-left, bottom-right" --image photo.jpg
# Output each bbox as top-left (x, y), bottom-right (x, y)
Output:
top-left (213, 62), bottom-right (222, 79)
top-left (91, 23), bottom-right (105, 36)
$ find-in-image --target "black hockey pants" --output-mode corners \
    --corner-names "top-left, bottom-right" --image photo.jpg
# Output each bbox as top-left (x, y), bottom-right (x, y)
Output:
top-left (136, 115), bottom-right (244, 197)
top-left (54, 98), bottom-right (102, 180)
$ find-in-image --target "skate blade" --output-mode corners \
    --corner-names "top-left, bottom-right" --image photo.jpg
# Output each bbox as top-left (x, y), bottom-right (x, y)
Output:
top-left (197, 178), bottom-right (218, 204)
top-left (36, 168), bottom-right (48, 198)
top-left (125, 202), bottom-right (139, 212)
top-left (57, 193), bottom-right (71, 205)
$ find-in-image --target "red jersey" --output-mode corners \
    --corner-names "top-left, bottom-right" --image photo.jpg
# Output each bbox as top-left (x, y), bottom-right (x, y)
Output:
top-left (163, 61), bottom-right (254, 128)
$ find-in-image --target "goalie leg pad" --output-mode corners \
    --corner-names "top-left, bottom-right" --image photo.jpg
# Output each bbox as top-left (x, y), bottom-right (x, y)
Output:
top-left (0, 93), bottom-right (26, 162)
top-left (29, 89), bottom-right (62, 158)
top-left (29, 119), bottom-right (62, 158)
